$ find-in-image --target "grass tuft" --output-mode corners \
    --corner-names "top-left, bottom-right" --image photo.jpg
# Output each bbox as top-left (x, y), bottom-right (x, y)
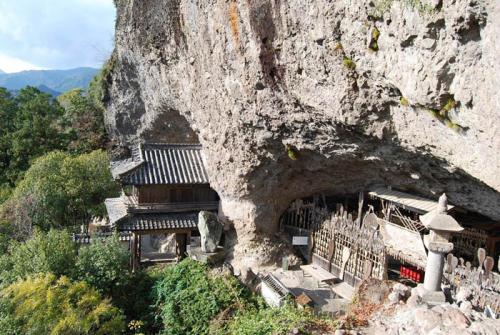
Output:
top-left (343, 57), bottom-right (356, 70)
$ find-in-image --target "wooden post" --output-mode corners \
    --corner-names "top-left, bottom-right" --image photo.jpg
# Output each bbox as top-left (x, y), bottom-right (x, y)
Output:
top-left (137, 234), bottom-right (141, 268)
top-left (357, 191), bottom-right (364, 225)
top-left (131, 232), bottom-right (140, 272)
top-left (176, 233), bottom-right (187, 261)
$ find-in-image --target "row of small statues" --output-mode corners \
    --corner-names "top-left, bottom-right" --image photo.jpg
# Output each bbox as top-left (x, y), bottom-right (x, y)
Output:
top-left (444, 247), bottom-right (499, 313)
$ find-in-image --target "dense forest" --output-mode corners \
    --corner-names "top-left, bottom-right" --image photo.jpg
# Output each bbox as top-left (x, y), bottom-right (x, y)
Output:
top-left (0, 70), bottom-right (332, 334)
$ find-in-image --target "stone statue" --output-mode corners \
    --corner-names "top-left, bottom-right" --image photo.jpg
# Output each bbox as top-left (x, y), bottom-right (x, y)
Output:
top-left (198, 211), bottom-right (223, 253)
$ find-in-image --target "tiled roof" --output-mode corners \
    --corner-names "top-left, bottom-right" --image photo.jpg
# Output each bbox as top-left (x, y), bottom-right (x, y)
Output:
top-left (72, 232), bottom-right (132, 244)
top-left (110, 158), bottom-right (144, 179)
top-left (368, 188), bottom-right (454, 214)
top-left (105, 197), bottom-right (129, 225)
top-left (119, 212), bottom-right (199, 231)
top-left (121, 143), bottom-right (209, 185)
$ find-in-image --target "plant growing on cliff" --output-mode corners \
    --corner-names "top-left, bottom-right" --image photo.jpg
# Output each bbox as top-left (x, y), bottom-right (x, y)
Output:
top-left (425, 97), bottom-right (464, 133)
top-left (88, 52), bottom-right (117, 110)
top-left (286, 145), bottom-right (298, 160)
top-left (343, 57), bottom-right (356, 70)
top-left (369, 27), bottom-right (380, 51)
top-left (439, 98), bottom-right (456, 118)
top-left (400, 97), bottom-right (409, 106)
top-left (371, 0), bottom-right (435, 18)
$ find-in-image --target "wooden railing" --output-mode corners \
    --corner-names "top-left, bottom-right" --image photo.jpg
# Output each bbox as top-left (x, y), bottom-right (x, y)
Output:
top-left (127, 201), bottom-right (219, 213)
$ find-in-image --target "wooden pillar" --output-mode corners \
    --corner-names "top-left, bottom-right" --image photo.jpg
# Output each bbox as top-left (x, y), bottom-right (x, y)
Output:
top-left (186, 231), bottom-right (192, 248)
top-left (176, 233), bottom-right (188, 261)
top-left (131, 232), bottom-right (140, 272)
top-left (137, 234), bottom-right (141, 267)
top-left (357, 191), bottom-right (364, 225)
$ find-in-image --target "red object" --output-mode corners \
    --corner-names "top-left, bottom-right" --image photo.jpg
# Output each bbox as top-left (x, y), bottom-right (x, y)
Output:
top-left (400, 265), bottom-right (424, 283)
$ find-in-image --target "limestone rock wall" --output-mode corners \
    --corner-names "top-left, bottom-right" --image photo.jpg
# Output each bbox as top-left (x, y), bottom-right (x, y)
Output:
top-left (105, 0), bottom-right (500, 266)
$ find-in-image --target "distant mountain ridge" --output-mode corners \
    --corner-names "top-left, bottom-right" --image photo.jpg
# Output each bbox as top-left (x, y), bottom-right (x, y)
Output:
top-left (0, 67), bottom-right (99, 96)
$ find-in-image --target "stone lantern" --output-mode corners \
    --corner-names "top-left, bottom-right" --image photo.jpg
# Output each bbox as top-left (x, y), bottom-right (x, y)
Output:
top-left (417, 193), bottom-right (463, 304)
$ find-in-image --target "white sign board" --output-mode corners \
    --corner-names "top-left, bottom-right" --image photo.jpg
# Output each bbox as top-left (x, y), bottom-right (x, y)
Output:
top-left (292, 236), bottom-right (308, 246)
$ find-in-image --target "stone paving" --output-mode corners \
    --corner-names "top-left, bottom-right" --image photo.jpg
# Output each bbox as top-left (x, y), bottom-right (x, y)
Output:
top-left (272, 269), bottom-right (350, 316)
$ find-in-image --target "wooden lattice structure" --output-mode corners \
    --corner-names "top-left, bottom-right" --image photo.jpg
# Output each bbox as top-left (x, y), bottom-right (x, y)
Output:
top-left (280, 198), bottom-right (329, 260)
top-left (311, 209), bottom-right (387, 286)
top-left (452, 228), bottom-right (489, 264)
top-left (281, 199), bottom-right (388, 286)
top-left (280, 198), bottom-right (326, 231)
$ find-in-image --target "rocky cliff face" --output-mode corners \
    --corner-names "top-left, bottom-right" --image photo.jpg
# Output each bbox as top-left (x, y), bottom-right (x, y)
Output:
top-left (105, 0), bottom-right (500, 267)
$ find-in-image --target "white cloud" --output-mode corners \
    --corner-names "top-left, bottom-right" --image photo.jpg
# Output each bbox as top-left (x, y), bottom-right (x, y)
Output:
top-left (0, 0), bottom-right (115, 70)
top-left (0, 53), bottom-right (46, 73)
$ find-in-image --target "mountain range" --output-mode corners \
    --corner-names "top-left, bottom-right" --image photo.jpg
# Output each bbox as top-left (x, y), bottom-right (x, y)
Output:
top-left (0, 67), bottom-right (99, 96)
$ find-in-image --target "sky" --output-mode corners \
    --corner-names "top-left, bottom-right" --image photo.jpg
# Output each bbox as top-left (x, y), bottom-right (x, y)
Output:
top-left (0, 0), bottom-right (116, 73)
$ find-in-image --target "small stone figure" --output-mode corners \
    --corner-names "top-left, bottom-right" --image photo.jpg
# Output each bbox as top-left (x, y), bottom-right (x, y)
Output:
top-left (198, 211), bottom-right (223, 253)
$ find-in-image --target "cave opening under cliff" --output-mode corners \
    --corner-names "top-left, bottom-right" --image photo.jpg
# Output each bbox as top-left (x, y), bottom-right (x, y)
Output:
top-left (143, 107), bottom-right (200, 145)
top-left (278, 189), bottom-right (499, 274)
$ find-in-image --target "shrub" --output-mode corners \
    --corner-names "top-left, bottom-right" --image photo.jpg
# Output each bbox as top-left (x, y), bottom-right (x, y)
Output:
top-left (0, 229), bottom-right (77, 286)
top-left (153, 259), bottom-right (250, 335)
top-left (0, 273), bottom-right (125, 335)
top-left (75, 234), bottom-right (130, 297)
top-left (400, 97), bottom-right (409, 106)
top-left (220, 301), bottom-right (319, 335)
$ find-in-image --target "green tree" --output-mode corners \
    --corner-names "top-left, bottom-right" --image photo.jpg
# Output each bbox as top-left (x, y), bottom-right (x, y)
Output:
top-left (0, 229), bottom-right (77, 285)
top-left (75, 234), bottom-right (130, 297)
top-left (0, 89), bottom-right (16, 187)
top-left (3, 150), bottom-right (119, 229)
top-left (75, 236), bottom-right (161, 333)
top-left (0, 273), bottom-right (125, 335)
top-left (57, 89), bottom-right (108, 153)
top-left (5, 87), bottom-right (67, 185)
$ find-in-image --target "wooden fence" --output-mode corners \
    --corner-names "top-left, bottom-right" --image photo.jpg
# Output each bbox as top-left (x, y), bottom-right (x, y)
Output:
top-left (280, 199), bottom-right (387, 286)
top-left (312, 209), bottom-right (387, 286)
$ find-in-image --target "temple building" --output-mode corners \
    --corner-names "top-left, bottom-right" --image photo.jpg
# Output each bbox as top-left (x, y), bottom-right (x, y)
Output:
top-left (104, 143), bottom-right (219, 270)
